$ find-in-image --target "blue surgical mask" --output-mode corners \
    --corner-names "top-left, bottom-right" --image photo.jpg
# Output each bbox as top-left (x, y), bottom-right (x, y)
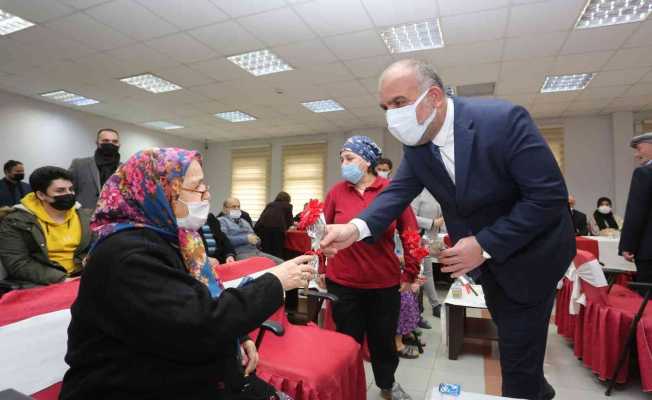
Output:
top-left (341, 163), bottom-right (364, 184)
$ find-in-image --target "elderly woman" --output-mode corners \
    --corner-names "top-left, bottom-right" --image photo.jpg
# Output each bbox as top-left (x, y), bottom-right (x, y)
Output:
top-left (319, 136), bottom-right (419, 400)
top-left (589, 196), bottom-right (623, 237)
top-left (60, 148), bottom-right (313, 400)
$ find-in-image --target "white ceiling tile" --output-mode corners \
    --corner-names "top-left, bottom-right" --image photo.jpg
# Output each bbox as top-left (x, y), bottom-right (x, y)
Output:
top-left (189, 20), bottom-right (264, 56)
top-left (608, 95), bottom-right (652, 108)
top-left (343, 55), bottom-right (394, 79)
top-left (641, 69), bottom-right (652, 83)
top-left (503, 31), bottom-right (567, 61)
top-left (560, 24), bottom-right (638, 55)
top-left (496, 93), bottom-right (536, 108)
top-left (58, 0), bottom-right (109, 10)
top-left (602, 47), bottom-right (652, 71)
top-left (209, 0), bottom-right (286, 18)
top-left (107, 43), bottom-right (180, 71)
top-left (437, 0), bottom-right (508, 16)
top-left (624, 20), bottom-right (652, 48)
top-left (136, 0), bottom-right (228, 30)
top-left (293, 0), bottom-right (374, 37)
top-left (359, 77), bottom-right (380, 94)
top-left (272, 39), bottom-right (338, 68)
top-left (507, 0), bottom-right (586, 36)
top-left (7, 25), bottom-right (98, 60)
top-left (496, 57), bottom-right (555, 94)
top-left (416, 40), bottom-right (504, 68)
top-left (549, 51), bottom-right (614, 75)
top-left (323, 30), bottom-right (389, 61)
top-left (153, 65), bottom-right (216, 88)
top-left (86, 0), bottom-right (179, 40)
top-left (440, 62), bottom-right (501, 86)
top-left (576, 85), bottom-right (630, 100)
top-left (624, 83), bottom-right (652, 97)
top-left (238, 7), bottom-right (314, 46)
top-left (0, 0), bottom-right (74, 23)
top-left (533, 91), bottom-right (580, 104)
top-left (146, 33), bottom-right (218, 63)
top-left (440, 8), bottom-right (508, 45)
top-left (590, 68), bottom-right (650, 87)
top-left (187, 57), bottom-right (253, 82)
top-left (565, 98), bottom-right (613, 113)
top-left (318, 80), bottom-right (369, 98)
top-left (361, 0), bottom-right (438, 26)
top-left (45, 12), bottom-right (134, 51)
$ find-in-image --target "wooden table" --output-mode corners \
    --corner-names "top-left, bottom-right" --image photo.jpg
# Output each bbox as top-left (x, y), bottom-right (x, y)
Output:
top-left (444, 284), bottom-right (499, 360)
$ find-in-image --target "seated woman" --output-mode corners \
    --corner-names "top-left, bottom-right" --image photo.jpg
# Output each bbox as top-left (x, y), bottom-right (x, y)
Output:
top-left (255, 191), bottom-right (294, 258)
top-left (200, 212), bottom-right (236, 264)
top-left (589, 197), bottom-right (623, 236)
top-left (60, 148), bottom-right (314, 400)
top-left (0, 166), bottom-right (91, 285)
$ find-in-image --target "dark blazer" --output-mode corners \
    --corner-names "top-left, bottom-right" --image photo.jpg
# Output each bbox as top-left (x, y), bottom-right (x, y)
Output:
top-left (0, 178), bottom-right (31, 207)
top-left (200, 213), bottom-right (236, 263)
top-left (359, 96), bottom-right (575, 304)
top-left (69, 157), bottom-right (102, 209)
top-left (254, 201), bottom-right (293, 258)
top-left (619, 164), bottom-right (652, 261)
top-left (61, 228), bottom-right (284, 400)
top-left (571, 209), bottom-right (589, 236)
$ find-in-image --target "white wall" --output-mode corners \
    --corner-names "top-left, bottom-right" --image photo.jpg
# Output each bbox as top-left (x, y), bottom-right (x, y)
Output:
top-left (0, 89), bottom-right (203, 178)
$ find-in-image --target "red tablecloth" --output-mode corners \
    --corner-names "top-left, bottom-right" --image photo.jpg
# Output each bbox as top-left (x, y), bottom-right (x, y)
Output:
top-left (285, 230), bottom-right (311, 253)
top-left (575, 236), bottom-right (600, 259)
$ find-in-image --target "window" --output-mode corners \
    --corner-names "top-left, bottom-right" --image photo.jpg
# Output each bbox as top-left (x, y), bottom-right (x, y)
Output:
top-left (230, 147), bottom-right (270, 221)
top-left (282, 143), bottom-right (327, 213)
top-left (539, 127), bottom-right (564, 172)
top-left (642, 120), bottom-right (652, 133)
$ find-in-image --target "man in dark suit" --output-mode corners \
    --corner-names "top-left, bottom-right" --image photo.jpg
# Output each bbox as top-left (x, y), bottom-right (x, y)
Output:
top-left (0, 160), bottom-right (31, 207)
top-left (619, 132), bottom-right (652, 284)
top-left (322, 59), bottom-right (574, 399)
top-left (569, 195), bottom-right (589, 236)
top-left (69, 129), bottom-right (121, 209)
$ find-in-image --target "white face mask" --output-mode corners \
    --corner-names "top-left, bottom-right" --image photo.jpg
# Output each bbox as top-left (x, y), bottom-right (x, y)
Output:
top-left (386, 89), bottom-right (437, 146)
top-left (377, 171), bottom-right (390, 179)
top-left (598, 205), bottom-right (612, 215)
top-left (229, 209), bottom-right (242, 219)
top-left (176, 200), bottom-right (210, 231)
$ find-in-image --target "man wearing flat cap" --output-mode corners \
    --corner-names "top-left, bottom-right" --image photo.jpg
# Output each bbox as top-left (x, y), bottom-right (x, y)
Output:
top-left (619, 132), bottom-right (652, 284)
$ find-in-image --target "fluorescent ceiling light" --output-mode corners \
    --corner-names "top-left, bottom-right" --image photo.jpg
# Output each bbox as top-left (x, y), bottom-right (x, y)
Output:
top-left (144, 121), bottom-right (184, 130)
top-left (0, 9), bottom-right (35, 35)
top-left (41, 90), bottom-right (99, 106)
top-left (302, 100), bottom-right (345, 113)
top-left (120, 73), bottom-right (182, 93)
top-left (215, 111), bottom-right (256, 122)
top-left (575, 0), bottom-right (652, 29)
top-left (227, 49), bottom-right (293, 76)
top-left (380, 19), bottom-right (444, 54)
top-left (540, 73), bottom-right (595, 93)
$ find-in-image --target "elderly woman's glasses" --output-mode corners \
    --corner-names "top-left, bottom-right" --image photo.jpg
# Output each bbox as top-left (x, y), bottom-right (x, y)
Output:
top-left (181, 184), bottom-right (210, 201)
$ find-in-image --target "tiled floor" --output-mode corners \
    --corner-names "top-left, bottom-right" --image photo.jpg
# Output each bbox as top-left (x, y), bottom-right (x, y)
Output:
top-left (364, 306), bottom-right (652, 400)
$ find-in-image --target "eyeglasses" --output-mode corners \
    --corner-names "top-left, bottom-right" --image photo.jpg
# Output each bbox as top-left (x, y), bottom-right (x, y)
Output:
top-left (181, 184), bottom-right (210, 201)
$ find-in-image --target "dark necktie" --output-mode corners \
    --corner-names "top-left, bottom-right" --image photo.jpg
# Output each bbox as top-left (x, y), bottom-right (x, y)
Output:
top-left (430, 143), bottom-right (455, 190)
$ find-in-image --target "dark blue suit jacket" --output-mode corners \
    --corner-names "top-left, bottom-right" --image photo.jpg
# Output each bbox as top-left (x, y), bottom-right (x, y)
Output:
top-left (359, 96), bottom-right (575, 304)
top-left (619, 163), bottom-right (652, 261)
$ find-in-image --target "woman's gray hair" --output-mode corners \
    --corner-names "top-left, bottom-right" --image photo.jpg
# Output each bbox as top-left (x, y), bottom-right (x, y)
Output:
top-left (379, 59), bottom-right (445, 93)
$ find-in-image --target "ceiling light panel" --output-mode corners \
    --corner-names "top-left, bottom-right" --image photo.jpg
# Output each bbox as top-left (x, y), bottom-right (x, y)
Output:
top-left (302, 100), bottom-right (345, 113)
top-left (144, 121), bottom-right (184, 130)
top-left (0, 9), bottom-right (35, 35)
top-left (540, 73), bottom-right (595, 93)
top-left (120, 73), bottom-right (182, 93)
top-left (227, 49), bottom-right (293, 76)
top-left (215, 111), bottom-right (256, 122)
top-left (575, 0), bottom-right (652, 29)
top-left (379, 20), bottom-right (444, 54)
top-left (41, 90), bottom-right (99, 106)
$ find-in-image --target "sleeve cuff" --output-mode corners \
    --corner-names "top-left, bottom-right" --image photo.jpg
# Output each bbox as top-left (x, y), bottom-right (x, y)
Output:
top-left (350, 218), bottom-right (371, 241)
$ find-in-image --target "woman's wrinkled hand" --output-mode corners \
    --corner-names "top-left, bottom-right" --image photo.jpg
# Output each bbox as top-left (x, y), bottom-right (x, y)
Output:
top-left (269, 255), bottom-right (315, 291)
top-left (241, 339), bottom-right (259, 376)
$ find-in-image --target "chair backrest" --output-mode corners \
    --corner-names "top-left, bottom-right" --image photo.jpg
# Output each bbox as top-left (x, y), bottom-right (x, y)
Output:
top-left (574, 249), bottom-right (608, 305)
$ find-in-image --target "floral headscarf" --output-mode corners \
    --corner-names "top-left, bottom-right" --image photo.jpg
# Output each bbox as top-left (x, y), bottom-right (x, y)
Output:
top-left (90, 147), bottom-right (223, 297)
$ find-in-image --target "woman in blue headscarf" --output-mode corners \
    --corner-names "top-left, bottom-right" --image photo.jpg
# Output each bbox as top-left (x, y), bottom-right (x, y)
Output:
top-left (60, 147), bottom-right (313, 400)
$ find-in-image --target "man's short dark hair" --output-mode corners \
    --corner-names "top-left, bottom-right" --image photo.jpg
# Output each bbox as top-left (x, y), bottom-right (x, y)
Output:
top-left (3, 160), bottom-right (23, 174)
top-left (96, 128), bottom-right (119, 141)
top-left (377, 158), bottom-right (393, 170)
top-left (29, 166), bottom-right (74, 194)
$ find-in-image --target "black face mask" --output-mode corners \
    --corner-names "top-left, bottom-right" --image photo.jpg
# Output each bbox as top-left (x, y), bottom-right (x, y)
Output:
top-left (11, 173), bottom-right (24, 182)
top-left (47, 194), bottom-right (76, 211)
top-left (98, 143), bottom-right (119, 156)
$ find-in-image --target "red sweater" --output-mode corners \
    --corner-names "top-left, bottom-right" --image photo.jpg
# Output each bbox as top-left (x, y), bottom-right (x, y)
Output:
top-left (323, 177), bottom-right (420, 289)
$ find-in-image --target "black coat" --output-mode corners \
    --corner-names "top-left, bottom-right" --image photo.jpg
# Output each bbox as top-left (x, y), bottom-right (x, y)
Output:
top-left (60, 229), bottom-right (284, 400)
top-left (200, 213), bottom-right (236, 263)
top-left (570, 209), bottom-right (589, 236)
top-left (254, 201), bottom-right (293, 258)
top-left (619, 164), bottom-right (652, 261)
top-left (0, 178), bottom-right (31, 207)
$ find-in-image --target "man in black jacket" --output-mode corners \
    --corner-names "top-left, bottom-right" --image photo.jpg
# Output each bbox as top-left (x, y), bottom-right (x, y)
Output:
top-left (0, 160), bottom-right (31, 207)
top-left (620, 132), bottom-right (652, 284)
top-left (568, 195), bottom-right (589, 236)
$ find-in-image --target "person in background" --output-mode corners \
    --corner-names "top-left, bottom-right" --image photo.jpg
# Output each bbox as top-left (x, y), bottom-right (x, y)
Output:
top-left (0, 160), bottom-right (31, 207)
top-left (69, 128), bottom-right (121, 209)
top-left (375, 157), bottom-right (393, 179)
top-left (320, 135), bottom-right (419, 400)
top-left (411, 189), bottom-right (444, 318)
top-left (294, 202), bottom-right (308, 223)
top-left (200, 212), bottom-right (236, 264)
top-left (568, 195), bottom-right (589, 236)
top-left (619, 132), bottom-right (652, 284)
top-left (219, 197), bottom-right (283, 264)
top-left (589, 197), bottom-right (623, 236)
top-left (255, 191), bottom-right (294, 259)
top-left (0, 166), bottom-right (91, 285)
top-left (60, 147), bottom-right (314, 399)
top-left (218, 206), bottom-right (253, 228)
